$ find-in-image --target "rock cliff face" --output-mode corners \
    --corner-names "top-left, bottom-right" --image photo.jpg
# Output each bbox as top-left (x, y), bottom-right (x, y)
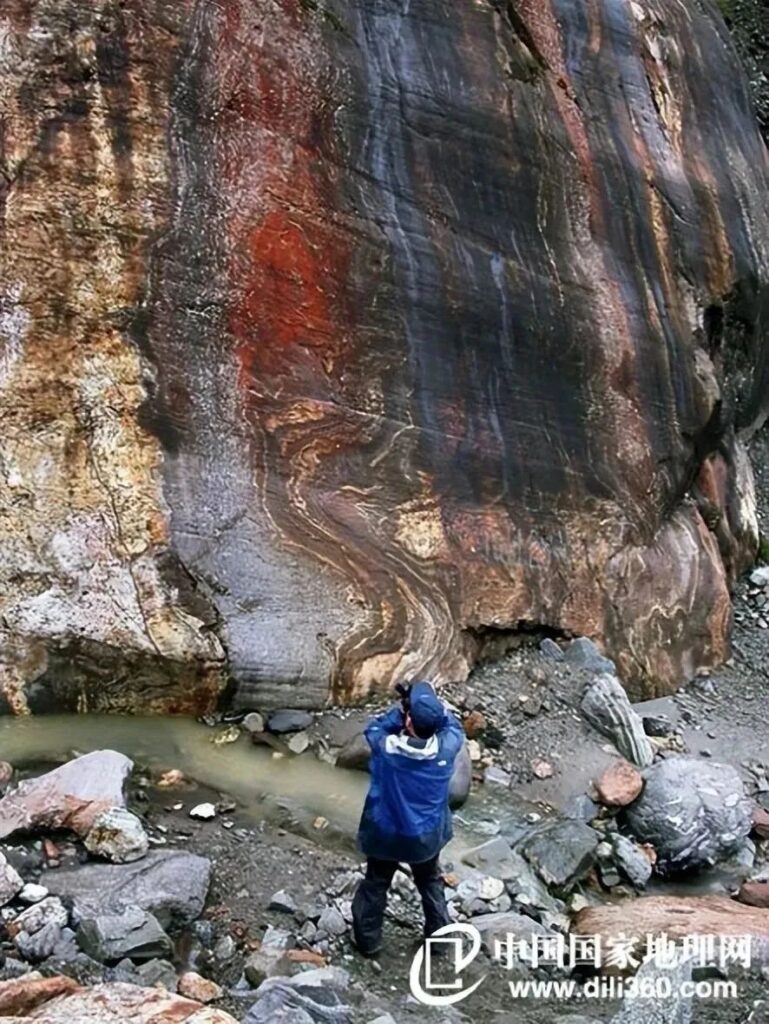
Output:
top-left (1, 0), bottom-right (768, 712)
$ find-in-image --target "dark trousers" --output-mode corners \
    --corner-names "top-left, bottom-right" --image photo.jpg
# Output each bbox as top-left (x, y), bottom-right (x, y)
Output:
top-left (351, 854), bottom-right (451, 955)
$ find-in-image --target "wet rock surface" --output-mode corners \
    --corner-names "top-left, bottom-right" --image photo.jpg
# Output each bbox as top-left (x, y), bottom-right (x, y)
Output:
top-left (1, 0), bottom-right (768, 710)
top-left (625, 759), bottom-right (753, 873)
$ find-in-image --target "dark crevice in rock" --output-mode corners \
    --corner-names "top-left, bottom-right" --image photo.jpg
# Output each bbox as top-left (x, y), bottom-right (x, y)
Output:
top-left (464, 622), bottom-right (569, 667)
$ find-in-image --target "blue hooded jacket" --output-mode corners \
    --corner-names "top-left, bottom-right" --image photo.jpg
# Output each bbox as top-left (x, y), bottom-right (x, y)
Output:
top-left (357, 683), bottom-right (465, 864)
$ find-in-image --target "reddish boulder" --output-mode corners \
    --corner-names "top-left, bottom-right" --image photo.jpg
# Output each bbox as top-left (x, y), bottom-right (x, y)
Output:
top-left (594, 761), bottom-right (644, 807)
top-left (752, 807), bottom-right (769, 839)
top-left (0, 751), bottom-right (132, 840)
top-left (738, 881), bottom-right (769, 909)
top-left (0, 976), bottom-right (78, 1016)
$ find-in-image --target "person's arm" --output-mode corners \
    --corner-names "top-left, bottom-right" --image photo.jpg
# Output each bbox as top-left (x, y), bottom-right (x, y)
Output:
top-left (364, 704), bottom-right (405, 753)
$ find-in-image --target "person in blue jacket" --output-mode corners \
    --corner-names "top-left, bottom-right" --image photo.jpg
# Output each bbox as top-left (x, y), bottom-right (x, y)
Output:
top-left (351, 680), bottom-right (465, 956)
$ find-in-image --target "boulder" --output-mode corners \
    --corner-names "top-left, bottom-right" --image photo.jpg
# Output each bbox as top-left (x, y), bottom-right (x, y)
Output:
top-left (45, 850), bottom-right (211, 929)
top-left (178, 971), bottom-right (223, 1003)
top-left (612, 835), bottom-right (652, 889)
top-left (244, 948), bottom-right (293, 987)
top-left (244, 967), bottom-right (350, 1024)
top-left (611, 954), bottom-right (693, 1024)
top-left (0, 976), bottom-right (78, 1017)
top-left (624, 759), bottom-right (752, 872)
top-left (462, 836), bottom-right (521, 880)
top-left (753, 807), bottom-right (769, 839)
top-left (595, 761), bottom-right (643, 808)
top-left (471, 911), bottom-right (549, 959)
top-left (8, 896), bottom-right (68, 938)
top-left (84, 807), bottom-right (149, 864)
top-left (564, 637), bottom-right (616, 674)
top-left (581, 677), bottom-right (653, 768)
top-left (77, 905), bottom-right (173, 964)
top-left (574, 895), bottom-right (769, 968)
top-left (738, 881), bottom-right (769, 908)
top-left (0, 751), bottom-right (132, 839)
top-left (0, 852), bottom-right (24, 907)
top-left (15, 921), bottom-right (64, 962)
top-left (521, 820), bottom-right (599, 892)
top-left (134, 958), bottom-right (178, 991)
top-left (21, 981), bottom-right (239, 1021)
top-left (267, 711), bottom-right (314, 735)
top-left (335, 733), bottom-right (371, 772)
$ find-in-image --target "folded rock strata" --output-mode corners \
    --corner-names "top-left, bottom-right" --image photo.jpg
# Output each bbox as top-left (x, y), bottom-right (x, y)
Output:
top-left (1, 0), bottom-right (768, 709)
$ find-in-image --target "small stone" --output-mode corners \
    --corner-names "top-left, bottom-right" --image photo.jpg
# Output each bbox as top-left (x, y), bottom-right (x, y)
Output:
top-left (19, 883), bottom-right (48, 904)
top-left (268, 889), bottom-right (297, 914)
top-left (8, 896), bottom-right (68, 937)
top-left (313, 816), bottom-right (329, 830)
top-left (752, 807), bottom-right (769, 839)
top-left (286, 948), bottom-right (326, 967)
top-left (0, 762), bottom-right (13, 788)
top-left (287, 731), bottom-right (309, 755)
top-left (750, 567), bottom-right (769, 587)
top-left (483, 765), bottom-right (511, 787)
top-left (317, 906), bottom-right (347, 937)
top-left (467, 740), bottom-right (482, 762)
top-left (156, 769), bottom-right (185, 788)
top-left (463, 710), bottom-right (486, 739)
top-left (242, 712), bottom-right (265, 735)
top-left (84, 807), bottom-right (149, 863)
top-left (642, 715), bottom-right (674, 739)
top-left (178, 971), bottom-right (222, 1003)
top-left (244, 947), bottom-right (292, 986)
top-left (189, 803), bottom-right (216, 820)
top-left (539, 638), bottom-right (564, 661)
top-left (531, 757), bottom-right (553, 779)
top-left (594, 760), bottom-right (643, 807)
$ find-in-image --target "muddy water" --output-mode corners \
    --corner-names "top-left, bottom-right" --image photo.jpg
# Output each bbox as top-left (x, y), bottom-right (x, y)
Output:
top-left (0, 715), bottom-right (504, 857)
top-left (0, 714), bottom-right (370, 831)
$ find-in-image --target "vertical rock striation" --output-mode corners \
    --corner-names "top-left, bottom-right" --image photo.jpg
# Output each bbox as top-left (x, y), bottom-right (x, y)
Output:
top-left (1, 0), bottom-right (768, 710)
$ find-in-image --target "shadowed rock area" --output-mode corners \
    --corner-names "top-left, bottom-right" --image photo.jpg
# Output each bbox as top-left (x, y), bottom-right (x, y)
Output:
top-left (1, 0), bottom-right (768, 711)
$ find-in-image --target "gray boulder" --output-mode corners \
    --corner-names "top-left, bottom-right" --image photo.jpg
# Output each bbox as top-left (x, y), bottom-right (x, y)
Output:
top-left (565, 637), bottom-right (616, 674)
top-left (624, 758), bottom-right (752, 873)
top-left (611, 955), bottom-right (693, 1024)
top-left (471, 910), bottom-right (549, 958)
top-left (45, 849), bottom-right (210, 929)
top-left (15, 921), bottom-right (63, 962)
top-left (581, 675), bottom-right (653, 767)
top-left (612, 835), bottom-right (652, 889)
top-left (267, 710), bottom-right (314, 734)
top-left (84, 807), bottom-right (148, 864)
top-left (335, 733), bottom-right (371, 772)
top-left (244, 967), bottom-right (351, 1024)
top-left (135, 957), bottom-right (178, 991)
top-left (521, 820), bottom-right (599, 892)
top-left (77, 905), bottom-right (172, 963)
